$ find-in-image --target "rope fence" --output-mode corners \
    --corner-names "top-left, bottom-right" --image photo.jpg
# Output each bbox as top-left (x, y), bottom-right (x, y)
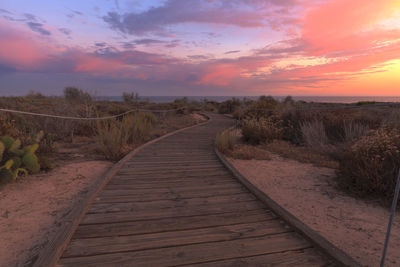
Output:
top-left (0, 108), bottom-right (177, 121)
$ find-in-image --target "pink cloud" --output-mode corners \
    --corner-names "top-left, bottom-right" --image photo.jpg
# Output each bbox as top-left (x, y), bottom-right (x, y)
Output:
top-left (0, 20), bottom-right (50, 70)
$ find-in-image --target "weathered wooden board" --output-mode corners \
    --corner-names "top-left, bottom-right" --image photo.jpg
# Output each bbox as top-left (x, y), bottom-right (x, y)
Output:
top-left (56, 113), bottom-right (335, 266)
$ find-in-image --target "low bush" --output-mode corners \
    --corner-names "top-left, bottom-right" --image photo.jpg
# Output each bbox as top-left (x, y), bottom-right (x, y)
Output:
top-left (133, 112), bottom-right (156, 142)
top-left (337, 127), bottom-right (400, 202)
top-left (218, 98), bottom-right (241, 114)
top-left (96, 112), bottom-right (156, 160)
top-left (343, 121), bottom-right (369, 143)
top-left (96, 116), bottom-right (133, 161)
top-left (216, 130), bottom-right (236, 153)
top-left (300, 120), bottom-right (330, 153)
top-left (241, 117), bottom-right (283, 144)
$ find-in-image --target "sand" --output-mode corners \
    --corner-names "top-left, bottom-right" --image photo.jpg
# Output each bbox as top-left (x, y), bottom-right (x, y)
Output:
top-left (229, 154), bottom-right (400, 267)
top-left (0, 160), bottom-right (112, 267)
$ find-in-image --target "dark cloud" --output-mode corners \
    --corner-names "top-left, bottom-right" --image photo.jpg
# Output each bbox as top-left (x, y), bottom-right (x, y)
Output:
top-left (95, 42), bottom-right (107, 47)
top-left (73, 10), bottom-right (83, 15)
top-left (225, 50), bottom-right (240, 54)
top-left (0, 8), bottom-right (11, 14)
top-left (120, 41), bottom-right (136, 49)
top-left (66, 9), bottom-right (83, 19)
top-left (24, 13), bottom-right (38, 21)
top-left (27, 22), bottom-right (51, 36)
top-left (188, 55), bottom-right (210, 60)
top-left (59, 28), bottom-right (71, 35)
top-left (120, 39), bottom-right (180, 49)
top-left (103, 0), bottom-right (268, 35)
top-left (256, 39), bottom-right (306, 55)
top-left (134, 38), bottom-right (166, 45)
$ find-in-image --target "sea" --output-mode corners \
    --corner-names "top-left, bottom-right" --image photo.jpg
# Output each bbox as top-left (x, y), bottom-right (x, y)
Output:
top-left (98, 96), bottom-right (400, 104)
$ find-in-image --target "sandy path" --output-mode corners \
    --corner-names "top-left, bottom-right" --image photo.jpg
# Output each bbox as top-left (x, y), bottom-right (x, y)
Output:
top-left (0, 161), bottom-right (112, 267)
top-left (229, 154), bottom-right (400, 267)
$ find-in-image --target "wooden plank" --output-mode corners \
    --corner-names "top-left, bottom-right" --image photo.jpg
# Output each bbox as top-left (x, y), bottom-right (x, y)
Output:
top-left (117, 166), bottom-right (227, 175)
top-left (63, 220), bottom-right (290, 257)
top-left (99, 183), bottom-right (245, 196)
top-left (124, 164), bottom-right (223, 171)
top-left (95, 189), bottom-right (247, 203)
top-left (81, 201), bottom-right (265, 224)
top-left (108, 175), bottom-right (234, 185)
top-left (73, 209), bottom-right (277, 238)
top-left (103, 180), bottom-right (236, 190)
top-left (58, 233), bottom-right (311, 266)
top-left (88, 194), bottom-right (256, 213)
top-left (191, 249), bottom-right (333, 266)
top-left (126, 160), bottom-right (219, 165)
top-left (114, 170), bottom-right (230, 178)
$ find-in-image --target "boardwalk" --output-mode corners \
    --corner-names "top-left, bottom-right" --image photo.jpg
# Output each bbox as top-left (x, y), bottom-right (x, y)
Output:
top-left (57, 114), bottom-right (334, 266)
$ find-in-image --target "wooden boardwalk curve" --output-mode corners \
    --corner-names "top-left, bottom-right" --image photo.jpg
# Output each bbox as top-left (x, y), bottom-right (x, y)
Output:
top-left (57, 114), bottom-right (334, 266)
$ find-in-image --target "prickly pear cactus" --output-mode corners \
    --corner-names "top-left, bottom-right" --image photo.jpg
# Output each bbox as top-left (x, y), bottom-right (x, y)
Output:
top-left (1, 136), bottom-right (14, 149)
top-left (22, 152), bottom-right (40, 173)
top-left (0, 132), bottom-right (42, 183)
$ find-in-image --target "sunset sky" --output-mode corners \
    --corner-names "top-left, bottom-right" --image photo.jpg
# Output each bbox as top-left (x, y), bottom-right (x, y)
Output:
top-left (0, 0), bottom-right (399, 96)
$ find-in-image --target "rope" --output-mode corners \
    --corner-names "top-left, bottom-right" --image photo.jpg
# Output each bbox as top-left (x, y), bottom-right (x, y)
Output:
top-left (0, 108), bottom-right (177, 121)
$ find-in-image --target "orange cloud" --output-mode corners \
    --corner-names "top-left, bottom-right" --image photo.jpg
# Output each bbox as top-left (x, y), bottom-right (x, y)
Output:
top-left (303, 0), bottom-right (400, 55)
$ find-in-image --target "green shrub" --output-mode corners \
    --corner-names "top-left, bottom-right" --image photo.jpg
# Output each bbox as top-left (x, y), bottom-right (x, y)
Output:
top-left (241, 117), bottom-right (283, 144)
top-left (337, 127), bottom-right (400, 202)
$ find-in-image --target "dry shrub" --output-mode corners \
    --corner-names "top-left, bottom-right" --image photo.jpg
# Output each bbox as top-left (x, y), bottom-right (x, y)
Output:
top-left (229, 144), bottom-right (270, 160)
top-left (133, 112), bottom-right (156, 142)
top-left (343, 121), bottom-right (369, 143)
top-left (300, 120), bottom-right (330, 153)
top-left (337, 127), bottom-right (400, 202)
top-left (96, 112), bottom-right (156, 160)
top-left (242, 117), bottom-right (283, 144)
top-left (265, 140), bottom-right (338, 169)
top-left (216, 130), bottom-right (236, 153)
top-left (96, 116), bottom-right (133, 161)
top-left (383, 109), bottom-right (400, 130)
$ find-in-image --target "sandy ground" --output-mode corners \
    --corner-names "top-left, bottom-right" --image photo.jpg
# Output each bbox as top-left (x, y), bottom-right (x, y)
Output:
top-left (0, 160), bottom-right (112, 267)
top-left (229, 154), bottom-right (400, 267)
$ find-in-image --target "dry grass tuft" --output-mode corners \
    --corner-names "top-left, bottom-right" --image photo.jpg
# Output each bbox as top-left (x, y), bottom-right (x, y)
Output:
top-left (228, 144), bottom-right (270, 160)
top-left (95, 116), bottom-right (133, 161)
top-left (300, 120), bottom-right (330, 153)
top-left (216, 130), bottom-right (236, 153)
top-left (264, 140), bottom-right (338, 169)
